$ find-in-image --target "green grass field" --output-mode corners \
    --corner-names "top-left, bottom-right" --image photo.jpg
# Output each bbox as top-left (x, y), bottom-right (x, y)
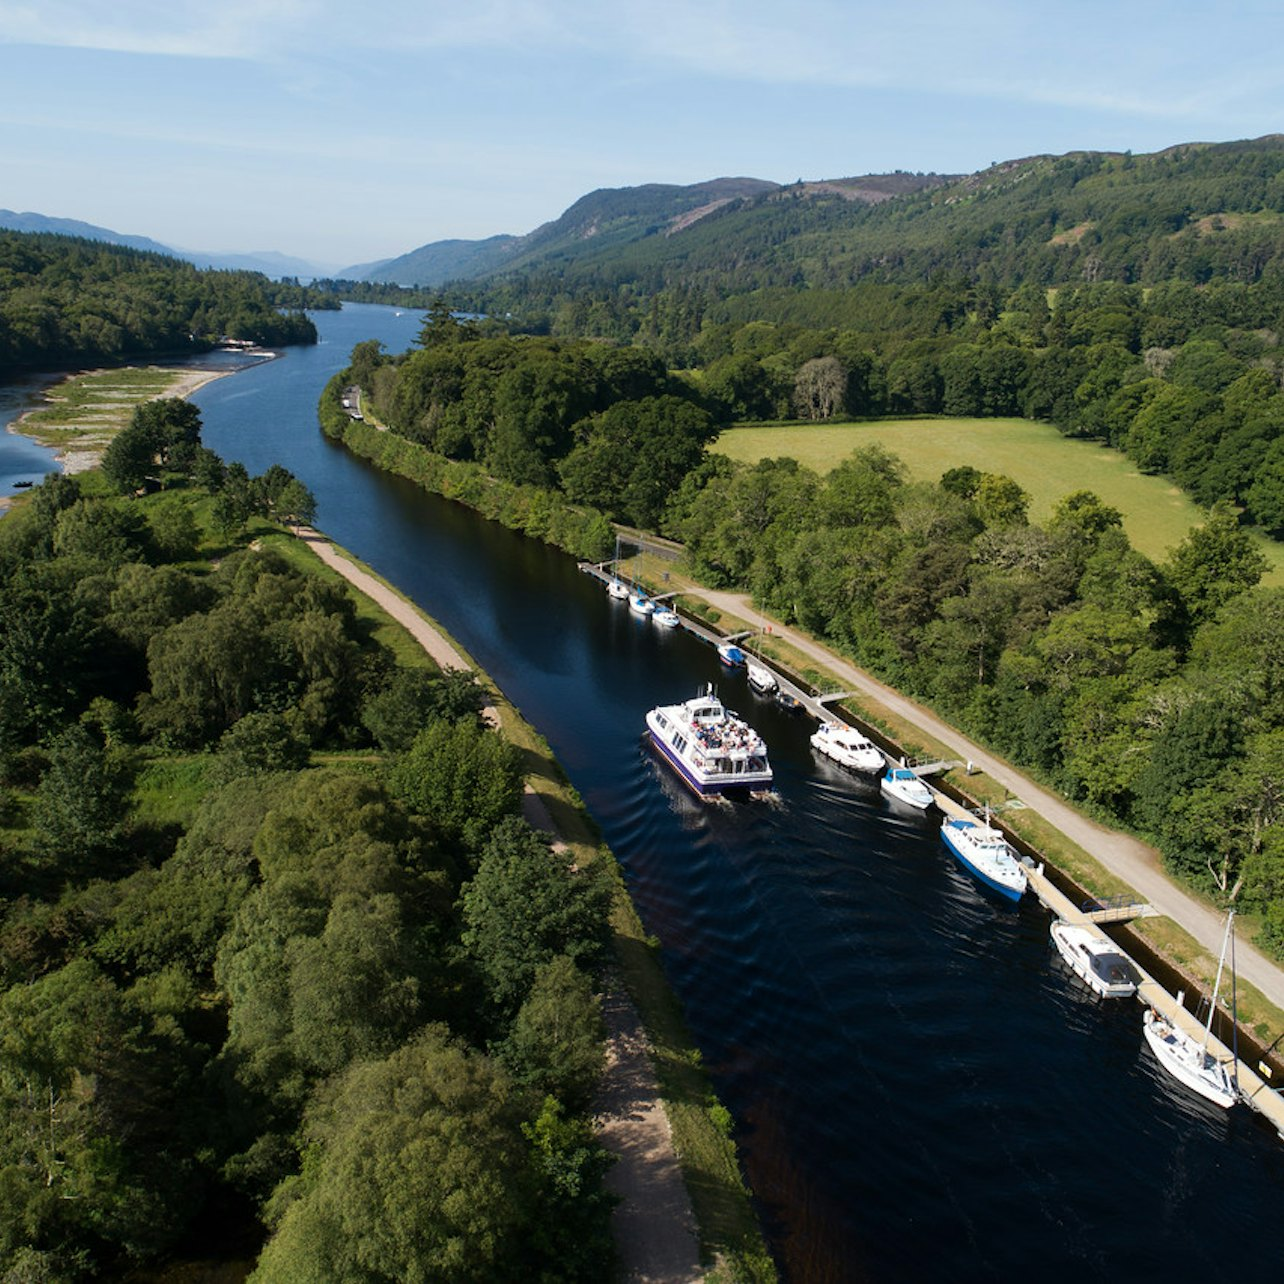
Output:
top-left (716, 417), bottom-right (1284, 584)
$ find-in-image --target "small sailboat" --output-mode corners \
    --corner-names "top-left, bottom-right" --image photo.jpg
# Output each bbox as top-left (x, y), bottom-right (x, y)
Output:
top-left (1142, 910), bottom-right (1238, 1109)
top-left (652, 605), bottom-right (681, 628)
top-left (629, 588), bottom-right (655, 616)
top-left (605, 534), bottom-right (630, 599)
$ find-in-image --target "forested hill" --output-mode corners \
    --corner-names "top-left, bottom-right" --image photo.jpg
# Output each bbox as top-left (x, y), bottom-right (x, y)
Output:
top-left (380, 137), bottom-right (1284, 315)
top-left (357, 176), bottom-right (810, 286)
top-left (0, 231), bottom-right (331, 376)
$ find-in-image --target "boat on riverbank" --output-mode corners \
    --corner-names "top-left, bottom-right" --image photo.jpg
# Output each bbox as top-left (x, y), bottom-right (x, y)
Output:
top-left (630, 588), bottom-right (655, 616)
top-left (747, 659), bottom-right (778, 694)
top-left (646, 686), bottom-right (772, 796)
top-left (811, 720), bottom-right (884, 773)
top-left (1050, 921), bottom-right (1137, 997)
top-left (653, 605), bottom-right (680, 628)
top-left (940, 811), bottom-right (1026, 901)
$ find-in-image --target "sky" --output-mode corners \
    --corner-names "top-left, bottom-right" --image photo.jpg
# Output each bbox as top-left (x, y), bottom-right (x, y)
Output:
top-left (2, 0), bottom-right (1283, 272)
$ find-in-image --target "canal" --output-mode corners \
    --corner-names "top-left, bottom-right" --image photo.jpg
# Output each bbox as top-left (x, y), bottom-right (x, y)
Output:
top-left (185, 304), bottom-right (1284, 1282)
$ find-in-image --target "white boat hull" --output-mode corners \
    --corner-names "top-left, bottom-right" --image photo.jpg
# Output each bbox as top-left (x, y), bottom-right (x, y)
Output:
top-left (646, 692), bottom-right (773, 797)
top-left (747, 662), bottom-right (778, 693)
top-left (880, 769), bottom-right (934, 810)
top-left (1142, 1008), bottom-right (1236, 1108)
top-left (940, 817), bottom-right (1026, 901)
top-left (1050, 921), bottom-right (1136, 998)
top-left (811, 722), bottom-right (884, 773)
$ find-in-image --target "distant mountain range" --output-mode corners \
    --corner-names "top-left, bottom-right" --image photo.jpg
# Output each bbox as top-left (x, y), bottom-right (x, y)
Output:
top-left (339, 175), bottom-right (949, 286)
top-left (13, 136), bottom-right (1284, 302)
top-left (0, 209), bottom-right (334, 279)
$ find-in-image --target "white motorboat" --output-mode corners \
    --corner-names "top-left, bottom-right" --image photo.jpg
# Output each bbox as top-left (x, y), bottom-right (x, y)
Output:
top-left (940, 811), bottom-right (1026, 901)
top-left (810, 720), bottom-right (884, 773)
top-left (629, 589), bottom-right (655, 616)
top-left (646, 686), bottom-right (773, 796)
top-left (1050, 921), bottom-right (1137, 997)
top-left (746, 660), bottom-right (778, 694)
top-left (717, 641), bottom-right (746, 668)
top-left (879, 764), bottom-right (934, 810)
top-left (607, 578), bottom-right (629, 600)
top-left (1142, 911), bottom-right (1239, 1109)
top-left (652, 606), bottom-right (680, 628)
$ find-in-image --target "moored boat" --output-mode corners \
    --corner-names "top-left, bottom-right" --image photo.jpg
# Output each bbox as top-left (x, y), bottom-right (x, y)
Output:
top-left (776, 690), bottom-right (804, 714)
top-left (717, 641), bottom-right (746, 667)
top-left (810, 720), bottom-right (884, 773)
top-left (607, 577), bottom-right (630, 600)
top-left (746, 660), bottom-right (778, 693)
top-left (879, 764), bottom-right (934, 810)
top-left (1050, 921), bottom-right (1137, 997)
top-left (652, 606), bottom-right (680, 628)
top-left (940, 812), bottom-right (1026, 901)
top-left (629, 588), bottom-right (655, 616)
top-left (1142, 911), bottom-right (1239, 1109)
top-left (645, 686), bottom-right (773, 796)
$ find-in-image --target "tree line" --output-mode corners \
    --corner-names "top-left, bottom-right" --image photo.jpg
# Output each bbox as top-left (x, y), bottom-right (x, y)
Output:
top-left (0, 409), bottom-right (618, 1279)
top-left (333, 317), bottom-right (1284, 960)
top-left (0, 231), bottom-right (330, 376)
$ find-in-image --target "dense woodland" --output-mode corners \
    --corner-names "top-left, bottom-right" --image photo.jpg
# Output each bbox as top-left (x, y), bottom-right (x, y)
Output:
top-left (338, 301), bottom-right (1284, 958)
top-left (0, 233), bottom-right (329, 376)
top-left (0, 403), bottom-right (617, 1280)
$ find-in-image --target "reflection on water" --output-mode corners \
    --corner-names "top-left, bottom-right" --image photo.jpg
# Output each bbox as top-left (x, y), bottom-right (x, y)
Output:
top-left (191, 304), bottom-right (1284, 1283)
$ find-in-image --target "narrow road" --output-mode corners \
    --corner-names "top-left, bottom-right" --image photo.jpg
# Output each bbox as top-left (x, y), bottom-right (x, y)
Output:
top-left (694, 586), bottom-right (1284, 1011)
top-left (296, 527), bottom-right (703, 1283)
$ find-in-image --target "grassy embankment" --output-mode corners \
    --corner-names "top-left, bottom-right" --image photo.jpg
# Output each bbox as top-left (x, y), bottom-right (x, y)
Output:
top-left (714, 416), bottom-right (1284, 586)
top-left (10, 367), bottom-right (776, 1278)
top-left (267, 532), bottom-right (774, 1282)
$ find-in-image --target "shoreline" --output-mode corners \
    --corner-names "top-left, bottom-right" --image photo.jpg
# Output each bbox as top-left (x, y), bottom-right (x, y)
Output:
top-left (1, 363), bottom-right (248, 513)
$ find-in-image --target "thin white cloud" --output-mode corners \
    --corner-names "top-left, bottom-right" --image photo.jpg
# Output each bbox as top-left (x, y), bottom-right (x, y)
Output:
top-left (0, 0), bottom-right (307, 58)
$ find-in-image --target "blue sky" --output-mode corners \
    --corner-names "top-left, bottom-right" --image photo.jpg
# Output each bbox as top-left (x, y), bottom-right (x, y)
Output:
top-left (2, 0), bottom-right (1283, 271)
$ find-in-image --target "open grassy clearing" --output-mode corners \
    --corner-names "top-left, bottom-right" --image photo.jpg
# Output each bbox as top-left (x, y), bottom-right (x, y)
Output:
top-left (715, 417), bottom-right (1284, 585)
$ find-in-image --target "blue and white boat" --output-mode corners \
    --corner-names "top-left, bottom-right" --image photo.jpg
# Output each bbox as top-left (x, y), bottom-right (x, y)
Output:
top-left (646, 687), bottom-right (773, 797)
top-left (629, 588), bottom-right (655, 616)
top-left (940, 811), bottom-right (1027, 901)
top-left (879, 764), bottom-right (934, 810)
top-left (717, 641), bottom-right (746, 667)
top-left (652, 605), bottom-right (681, 628)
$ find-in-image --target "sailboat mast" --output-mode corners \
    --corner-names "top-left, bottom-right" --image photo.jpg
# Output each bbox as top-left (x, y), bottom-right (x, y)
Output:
top-left (1203, 910), bottom-right (1235, 1052)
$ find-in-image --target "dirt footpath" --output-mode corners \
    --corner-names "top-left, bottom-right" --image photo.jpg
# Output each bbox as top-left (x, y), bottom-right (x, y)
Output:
top-left (296, 529), bottom-right (704, 1283)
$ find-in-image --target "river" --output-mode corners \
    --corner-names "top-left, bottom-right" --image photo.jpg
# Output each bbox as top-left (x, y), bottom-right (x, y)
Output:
top-left (170, 303), bottom-right (1284, 1280)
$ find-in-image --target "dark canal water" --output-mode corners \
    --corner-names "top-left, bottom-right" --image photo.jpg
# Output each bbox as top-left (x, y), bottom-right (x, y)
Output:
top-left (184, 305), bottom-right (1283, 1282)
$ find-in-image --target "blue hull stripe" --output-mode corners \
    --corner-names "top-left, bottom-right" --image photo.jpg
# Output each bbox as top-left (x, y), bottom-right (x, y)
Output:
top-left (941, 829), bottom-right (1024, 902)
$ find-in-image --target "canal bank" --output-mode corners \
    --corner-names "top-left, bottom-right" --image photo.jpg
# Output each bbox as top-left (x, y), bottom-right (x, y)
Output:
top-left (187, 303), bottom-right (1284, 1283)
top-left (274, 526), bottom-right (770, 1283)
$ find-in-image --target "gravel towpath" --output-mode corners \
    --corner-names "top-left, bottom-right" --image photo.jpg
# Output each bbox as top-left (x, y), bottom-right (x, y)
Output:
top-left (694, 587), bottom-right (1284, 1011)
top-left (298, 528), bottom-right (704, 1282)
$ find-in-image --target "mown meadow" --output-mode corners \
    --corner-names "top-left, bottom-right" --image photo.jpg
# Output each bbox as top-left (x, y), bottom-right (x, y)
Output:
top-left (715, 416), bottom-right (1284, 584)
